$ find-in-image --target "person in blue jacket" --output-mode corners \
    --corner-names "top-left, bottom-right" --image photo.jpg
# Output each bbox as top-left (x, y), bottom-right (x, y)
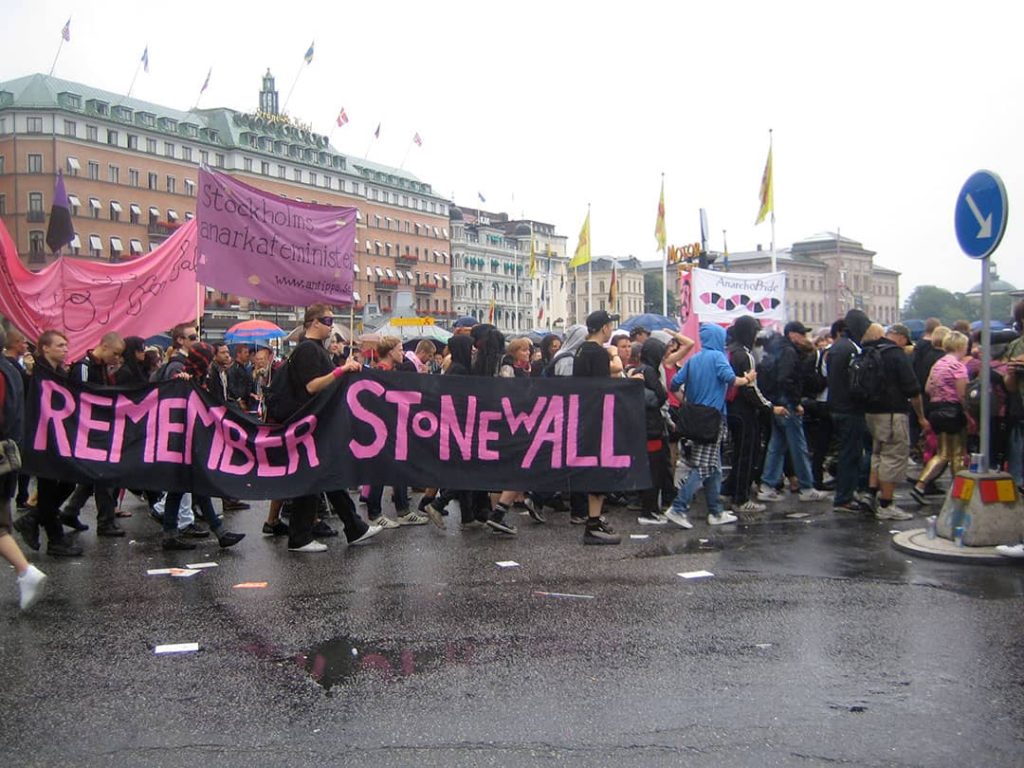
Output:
top-left (664, 323), bottom-right (757, 529)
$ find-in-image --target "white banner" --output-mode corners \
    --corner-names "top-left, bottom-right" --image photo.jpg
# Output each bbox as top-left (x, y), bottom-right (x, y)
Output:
top-left (691, 268), bottom-right (786, 323)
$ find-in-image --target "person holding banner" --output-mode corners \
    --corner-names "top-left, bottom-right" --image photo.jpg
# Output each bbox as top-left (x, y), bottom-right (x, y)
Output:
top-left (160, 342), bottom-right (246, 552)
top-left (14, 331), bottom-right (83, 557)
top-left (573, 311), bottom-right (625, 545)
top-left (285, 304), bottom-right (381, 553)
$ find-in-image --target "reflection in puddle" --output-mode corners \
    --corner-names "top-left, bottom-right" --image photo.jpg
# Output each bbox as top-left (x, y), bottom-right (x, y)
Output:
top-left (298, 636), bottom-right (477, 690)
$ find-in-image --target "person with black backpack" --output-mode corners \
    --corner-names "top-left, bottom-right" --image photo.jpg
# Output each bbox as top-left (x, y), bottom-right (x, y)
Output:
top-left (860, 323), bottom-right (929, 519)
top-left (827, 309), bottom-right (873, 514)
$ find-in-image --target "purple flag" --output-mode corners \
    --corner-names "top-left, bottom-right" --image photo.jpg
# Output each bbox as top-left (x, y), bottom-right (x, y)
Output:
top-left (196, 169), bottom-right (355, 306)
top-left (46, 171), bottom-right (75, 253)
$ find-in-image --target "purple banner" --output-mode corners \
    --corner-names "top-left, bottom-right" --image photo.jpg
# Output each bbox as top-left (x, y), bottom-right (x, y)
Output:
top-left (196, 168), bottom-right (355, 306)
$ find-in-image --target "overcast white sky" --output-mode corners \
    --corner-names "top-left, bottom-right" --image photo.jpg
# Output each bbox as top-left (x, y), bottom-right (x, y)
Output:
top-left (4, 0), bottom-right (1023, 300)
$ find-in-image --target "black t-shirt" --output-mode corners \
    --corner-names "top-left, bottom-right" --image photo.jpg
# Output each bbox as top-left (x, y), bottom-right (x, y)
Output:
top-left (573, 341), bottom-right (610, 379)
top-left (288, 339), bottom-right (333, 405)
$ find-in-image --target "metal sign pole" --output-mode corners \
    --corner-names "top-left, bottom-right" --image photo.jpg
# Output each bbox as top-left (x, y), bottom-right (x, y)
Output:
top-left (980, 258), bottom-right (992, 472)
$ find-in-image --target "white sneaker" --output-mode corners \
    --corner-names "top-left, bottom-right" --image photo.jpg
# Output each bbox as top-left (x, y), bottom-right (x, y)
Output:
top-left (369, 515), bottom-right (400, 529)
top-left (637, 513), bottom-right (669, 525)
top-left (708, 511), bottom-right (738, 526)
top-left (396, 510), bottom-right (429, 526)
top-left (757, 485), bottom-right (784, 502)
top-left (735, 500), bottom-right (766, 513)
top-left (349, 525), bottom-right (383, 545)
top-left (994, 543), bottom-right (1024, 558)
top-left (663, 508), bottom-right (693, 529)
top-left (799, 488), bottom-right (831, 502)
top-left (289, 540), bottom-right (328, 553)
top-left (18, 565), bottom-right (47, 611)
top-left (875, 505), bottom-right (913, 521)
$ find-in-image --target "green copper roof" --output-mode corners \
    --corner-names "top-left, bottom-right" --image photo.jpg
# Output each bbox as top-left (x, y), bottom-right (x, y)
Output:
top-left (0, 72), bottom-right (432, 193)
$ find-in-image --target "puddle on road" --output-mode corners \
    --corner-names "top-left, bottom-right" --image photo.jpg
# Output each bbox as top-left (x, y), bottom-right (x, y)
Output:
top-left (297, 635), bottom-right (478, 690)
top-left (632, 537), bottom-right (724, 559)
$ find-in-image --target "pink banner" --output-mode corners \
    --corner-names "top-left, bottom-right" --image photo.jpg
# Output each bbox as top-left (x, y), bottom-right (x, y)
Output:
top-left (196, 168), bottom-right (355, 306)
top-left (0, 219), bottom-right (201, 361)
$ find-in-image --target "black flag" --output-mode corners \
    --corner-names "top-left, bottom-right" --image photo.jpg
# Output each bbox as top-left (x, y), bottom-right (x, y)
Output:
top-left (45, 171), bottom-right (75, 253)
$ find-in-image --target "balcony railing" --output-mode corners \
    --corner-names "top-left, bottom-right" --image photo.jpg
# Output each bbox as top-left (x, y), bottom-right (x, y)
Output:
top-left (415, 282), bottom-right (438, 293)
top-left (26, 210), bottom-right (45, 223)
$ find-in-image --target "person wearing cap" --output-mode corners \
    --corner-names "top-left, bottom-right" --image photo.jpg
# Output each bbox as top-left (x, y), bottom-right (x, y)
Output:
top-left (855, 323), bottom-right (928, 520)
top-left (572, 310), bottom-right (624, 544)
top-left (757, 321), bottom-right (831, 504)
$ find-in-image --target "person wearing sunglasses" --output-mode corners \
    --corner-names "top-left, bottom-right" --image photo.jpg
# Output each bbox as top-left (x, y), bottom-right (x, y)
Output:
top-left (283, 304), bottom-right (381, 553)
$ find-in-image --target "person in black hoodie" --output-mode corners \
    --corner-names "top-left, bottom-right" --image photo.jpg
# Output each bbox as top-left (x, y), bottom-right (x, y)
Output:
top-left (424, 334), bottom-right (495, 529)
top-left (862, 323), bottom-right (929, 519)
top-left (827, 309), bottom-right (872, 513)
top-left (632, 337), bottom-right (671, 525)
top-left (723, 316), bottom-right (773, 514)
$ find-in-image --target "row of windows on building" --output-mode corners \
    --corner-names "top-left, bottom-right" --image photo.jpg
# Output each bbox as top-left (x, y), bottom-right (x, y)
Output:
top-left (26, 230), bottom-right (146, 261)
top-left (785, 271), bottom-right (896, 297)
top-left (18, 189), bottom-right (187, 227)
top-left (3, 114), bottom-right (448, 216)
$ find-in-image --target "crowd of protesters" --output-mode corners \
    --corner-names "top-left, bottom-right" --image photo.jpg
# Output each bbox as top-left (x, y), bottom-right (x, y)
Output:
top-left (4, 301), bottom-right (1024, 613)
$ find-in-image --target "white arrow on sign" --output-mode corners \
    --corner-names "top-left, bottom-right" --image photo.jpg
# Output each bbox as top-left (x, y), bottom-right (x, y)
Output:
top-left (965, 193), bottom-right (993, 239)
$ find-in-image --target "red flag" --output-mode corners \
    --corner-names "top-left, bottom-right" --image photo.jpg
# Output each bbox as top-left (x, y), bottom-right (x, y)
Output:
top-left (336, 108), bottom-right (349, 127)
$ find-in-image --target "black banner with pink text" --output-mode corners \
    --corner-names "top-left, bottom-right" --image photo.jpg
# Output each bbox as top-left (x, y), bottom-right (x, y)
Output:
top-left (23, 370), bottom-right (650, 498)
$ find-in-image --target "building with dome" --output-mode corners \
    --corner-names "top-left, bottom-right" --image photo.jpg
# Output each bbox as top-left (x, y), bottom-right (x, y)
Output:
top-left (722, 232), bottom-right (901, 326)
top-left (449, 206), bottom-right (568, 333)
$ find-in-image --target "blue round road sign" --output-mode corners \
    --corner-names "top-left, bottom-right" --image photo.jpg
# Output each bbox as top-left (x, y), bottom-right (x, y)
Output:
top-left (955, 170), bottom-right (1008, 260)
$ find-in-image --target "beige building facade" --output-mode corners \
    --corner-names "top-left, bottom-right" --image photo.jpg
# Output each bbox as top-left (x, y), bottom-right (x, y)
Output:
top-left (724, 232), bottom-right (901, 327)
top-left (0, 71), bottom-right (453, 334)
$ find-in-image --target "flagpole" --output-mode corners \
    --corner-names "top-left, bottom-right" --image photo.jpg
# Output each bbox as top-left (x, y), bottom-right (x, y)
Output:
top-left (586, 203), bottom-right (592, 316)
top-left (513, 233), bottom-right (519, 333)
top-left (529, 223), bottom-right (535, 332)
top-left (282, 45), bottom-right (312, 115)
top-left (661, 173), bottom-right (667, 316)
top-left (125, 58), bottom-right (143, 101)
top-left (49, 34), bottom-right (66, 77)
top-left (398, 140), bottom-right (413, 170)
top-left (768, 129), bottom-right (776, 273)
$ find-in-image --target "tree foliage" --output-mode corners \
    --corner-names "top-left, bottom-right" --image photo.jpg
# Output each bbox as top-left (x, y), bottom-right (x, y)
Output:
top-left (643, 270), bottom-right (679, 316)
top-left (902, 285), bottom-right (1013, 325)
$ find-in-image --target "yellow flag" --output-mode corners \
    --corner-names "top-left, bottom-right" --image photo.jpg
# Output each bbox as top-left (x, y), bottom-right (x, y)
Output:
top-left (654, 179), bottom-right (667, 251)
top-left (568, 211), bottom-right (591, 269)
top-left (528, 237), bottom-right (537, 279)
top-left (755, 146), bottom-right (774, 225)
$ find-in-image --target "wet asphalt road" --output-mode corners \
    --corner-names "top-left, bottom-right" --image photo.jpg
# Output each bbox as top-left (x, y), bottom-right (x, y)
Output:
top-left (1, 487), bottom-right (1022, 767)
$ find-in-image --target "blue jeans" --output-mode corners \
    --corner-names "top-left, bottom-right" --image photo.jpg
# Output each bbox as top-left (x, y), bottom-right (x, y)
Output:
top-left (832, 412), bottom-right (867, 504)
top-left (761, 411), bottom-right (814, 490)
top-left (1008, 422), bottom-right (1024, 487)
top-left (669, 466), bottom-right (723, 518)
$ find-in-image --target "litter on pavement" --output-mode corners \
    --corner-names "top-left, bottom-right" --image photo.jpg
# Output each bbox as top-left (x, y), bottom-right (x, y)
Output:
top-left (154, 642), bottom-right (199, 654)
